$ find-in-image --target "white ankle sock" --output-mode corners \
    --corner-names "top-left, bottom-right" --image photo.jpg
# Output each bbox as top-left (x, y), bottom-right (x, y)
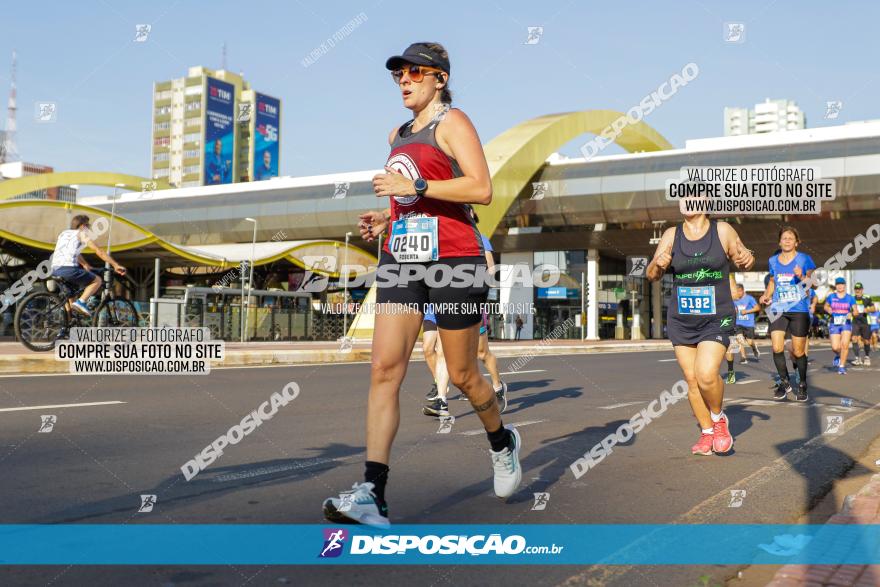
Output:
top-left (701, 427), bottom-right (714, 434)
top-left (710, 411), bottom-right (725, 423)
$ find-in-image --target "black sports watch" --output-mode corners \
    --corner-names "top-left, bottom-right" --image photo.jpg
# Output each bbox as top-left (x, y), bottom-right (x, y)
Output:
top-left (414, 177), bottom-right (428, 197)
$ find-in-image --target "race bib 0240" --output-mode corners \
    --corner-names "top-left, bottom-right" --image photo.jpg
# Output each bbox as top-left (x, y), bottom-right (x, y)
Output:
top-left (389, 217), bottom-right (439, 263)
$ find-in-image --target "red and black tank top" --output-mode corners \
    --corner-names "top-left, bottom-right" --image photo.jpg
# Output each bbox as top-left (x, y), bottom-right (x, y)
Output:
top-left (381, 115), bottom-right (484, 259)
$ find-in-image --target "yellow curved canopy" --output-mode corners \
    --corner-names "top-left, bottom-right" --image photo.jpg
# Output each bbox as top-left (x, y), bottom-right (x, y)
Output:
top-left (0, 171), bottom-right (171, 200)
top-left (0, 200), bottom-right (375, 276)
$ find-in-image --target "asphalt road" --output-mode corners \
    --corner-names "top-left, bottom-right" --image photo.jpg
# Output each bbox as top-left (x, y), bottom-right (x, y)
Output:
top-left (0, 346), bottom-right (878, 587)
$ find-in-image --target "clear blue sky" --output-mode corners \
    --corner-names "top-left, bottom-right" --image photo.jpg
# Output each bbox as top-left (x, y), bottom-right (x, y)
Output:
top-left (3, 0), bottom-right (879, 180)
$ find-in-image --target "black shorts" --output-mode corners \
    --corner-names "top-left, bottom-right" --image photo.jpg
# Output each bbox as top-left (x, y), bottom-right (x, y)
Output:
top-left (735, 325), bottom-right (755, 339)
top-left (667, 315), bottom-right (732, 348)
top-left (769, 312), bottom-right (810, 338)
top-left (852, 321), bottom-right (872, 340)
top-left (375, 252), bottom-right (488, 330)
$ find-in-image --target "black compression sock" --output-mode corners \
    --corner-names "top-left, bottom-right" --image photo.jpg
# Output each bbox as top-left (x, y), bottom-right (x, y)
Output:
top-left (795, 354), bottom-right (807, 385)
top-left (364, 461), bottom-right (389, 503)
top-left (751, 343), bottom-right (759, 356)
top-left (864, 343), bottom-right (871, 357)
top-left (487, 423), bottom-right (512, 453)
top-left (773, 351), bottom-right (789, 382)
top-left (852, 341), bottom-right (861, 358)
top-left (727, 359), bottom-right (734, 372)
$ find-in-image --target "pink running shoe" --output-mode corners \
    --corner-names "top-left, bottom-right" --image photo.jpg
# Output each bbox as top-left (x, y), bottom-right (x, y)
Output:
top-left (691, 432), bottom-right (714, 456)
top-left (712, 415), bottom-right (734, 454)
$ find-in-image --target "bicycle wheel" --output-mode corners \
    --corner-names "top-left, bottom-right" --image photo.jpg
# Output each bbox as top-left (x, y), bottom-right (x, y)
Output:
top-left (93, 298), bottom-right (139, 328)
top-left (14, 291), bottom-right (69, 352)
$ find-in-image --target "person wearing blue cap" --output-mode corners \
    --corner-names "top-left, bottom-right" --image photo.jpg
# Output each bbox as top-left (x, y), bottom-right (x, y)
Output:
top-left (824, 276), bottom-right (856, 375)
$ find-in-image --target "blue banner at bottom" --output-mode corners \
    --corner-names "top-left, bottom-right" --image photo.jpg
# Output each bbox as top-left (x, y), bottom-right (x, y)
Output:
top-left (0, 524), bottom-right (878, 565)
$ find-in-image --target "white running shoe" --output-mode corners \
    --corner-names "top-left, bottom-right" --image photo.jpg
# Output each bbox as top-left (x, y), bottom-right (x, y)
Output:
top-left (322, 482), bottom-right (390, 528)
top-left (495, 381), bottom-right (508, 414)
top-left (852, 357), bottom-right (863, 366)
top-left (864, 356), bottom-right (871, 366)
top-left (490, 425), bottom-right (522, 499)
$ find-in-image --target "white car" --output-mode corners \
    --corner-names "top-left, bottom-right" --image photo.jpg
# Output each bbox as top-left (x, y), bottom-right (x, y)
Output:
top-left (754, 317), bottom-right (770, 339)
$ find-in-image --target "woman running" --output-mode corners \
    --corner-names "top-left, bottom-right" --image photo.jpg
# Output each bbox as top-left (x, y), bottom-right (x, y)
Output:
top-left (759, 227), bottom-right (816, 401)
top-left (824, 277), bottom-right (856, 375)
top-left (647, 212), bottom-right (754, 456)
top-left (323, 42), bottom-right (521, 528)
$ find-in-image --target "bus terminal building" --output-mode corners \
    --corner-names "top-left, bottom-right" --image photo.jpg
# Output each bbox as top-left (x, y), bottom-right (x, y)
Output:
top-left (2, 112), bottom-right (880, 341)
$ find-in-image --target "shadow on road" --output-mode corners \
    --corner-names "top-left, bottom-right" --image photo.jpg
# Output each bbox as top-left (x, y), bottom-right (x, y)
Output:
top-left (418, 419), bottom-right (633, 516)
top-left (34, 442), bottom-right (363, 524)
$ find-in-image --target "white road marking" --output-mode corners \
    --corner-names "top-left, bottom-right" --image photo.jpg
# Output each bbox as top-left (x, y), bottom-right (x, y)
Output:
top-left (0, 400), bottom-right (125, 413)
top-left (498, 369), bottom-right (546, 376)
top-left (657, 358), bottom-right (678, 362)
top-left (459, 419), bottom-right (547, 436)
top-left (598, 401), bottom-right (647, 410)
top-left (735, 379), bottom-right (760, 385)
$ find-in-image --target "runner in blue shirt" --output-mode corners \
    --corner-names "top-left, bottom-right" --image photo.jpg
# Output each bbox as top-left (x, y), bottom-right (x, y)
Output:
top-left (824, 277), bottom-right (856, 375)
top-left (725, 284), bottom-right (761, 384)
top-left (760, 227), bottom-right (816, 401)
top-left (734, 284), bottom-right (761, 362)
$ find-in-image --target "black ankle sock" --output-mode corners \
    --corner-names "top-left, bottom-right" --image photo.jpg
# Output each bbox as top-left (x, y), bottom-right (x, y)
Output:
top-left (727, 359), bottom-right (734, 372)
top-left (487, 423), bottom-right (512, 452)
top-left (773, 351), bottom-right (789, 382)
top-left (364, 461), bottom-right (389, 503)
top-left (795, 354), bottom-right (807, 385)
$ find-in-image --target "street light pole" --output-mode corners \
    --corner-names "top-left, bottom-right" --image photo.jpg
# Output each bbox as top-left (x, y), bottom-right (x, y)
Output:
top-left (106, 183), bottom-right (126, 260)
top-left (244, 218), bottom-right (257, 343)
top-left (342, 231), bottom-right (352, 341)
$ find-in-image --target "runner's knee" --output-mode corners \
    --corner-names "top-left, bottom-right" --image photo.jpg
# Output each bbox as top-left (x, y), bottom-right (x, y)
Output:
top-left (371, 356), bottom-right (406, 387)
top-left (447, 365), bottom-right (481, 392)
top-left (694, 364), bottom-right (718, 388)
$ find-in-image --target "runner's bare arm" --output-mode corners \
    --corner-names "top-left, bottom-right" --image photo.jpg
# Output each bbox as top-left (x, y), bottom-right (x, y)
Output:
top-left (761, 278), bottom-right (775, 306)
top-left (718, 221), bottom-right (755, 270)
top-left (647, 227), bottom-right (675, 281)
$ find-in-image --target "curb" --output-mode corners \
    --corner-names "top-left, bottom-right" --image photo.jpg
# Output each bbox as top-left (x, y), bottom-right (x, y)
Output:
top-left (0, 340), bottom-right (837, 376)
top-left (0, 341), bottom-right (675, 375)
top-left (766, 473), bottom-right (880, 587)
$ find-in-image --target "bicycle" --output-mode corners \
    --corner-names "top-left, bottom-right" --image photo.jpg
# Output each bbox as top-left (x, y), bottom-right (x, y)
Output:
top-left (14, 267), bottom-right (139, 352)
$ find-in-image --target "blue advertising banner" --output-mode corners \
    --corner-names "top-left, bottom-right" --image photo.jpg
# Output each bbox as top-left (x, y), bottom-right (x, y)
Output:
top-left (204, 78), bottom-right (235, 185)
top-left (537, 287), bottom-right (579, 299)
top-left (1, 524), bottom-right (879, 565)
top-left (252, 93), bottom-right (280, 181)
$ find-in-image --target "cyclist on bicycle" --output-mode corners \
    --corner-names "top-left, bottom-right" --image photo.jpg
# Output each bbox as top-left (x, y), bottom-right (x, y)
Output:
top-left (50, 214), bottom-right (126, 317)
